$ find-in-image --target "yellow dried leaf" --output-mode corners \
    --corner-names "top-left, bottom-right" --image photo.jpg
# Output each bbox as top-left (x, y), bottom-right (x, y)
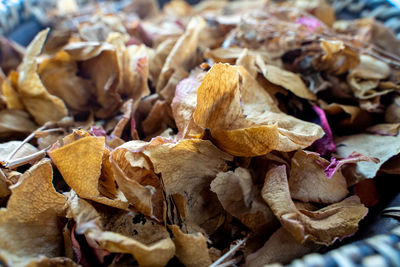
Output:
top-left (0, 170), bottom-right (10, 199)
top-left (48, 135), bottom-right (128, 209)
top-left (0, 159), bottom-right (67, 266)
top-left (169, 225), bottom-right (212, 267)
top-left (111, 141), bottom-right (165, 220)
top-left (193, 63), bottom-right (323, 156)
top-left (38, 51), bottom-right (92, 113)
top-left (17, 29), bottom-right (68, 125)
top-left (1, 71), bottom-right (24, 110)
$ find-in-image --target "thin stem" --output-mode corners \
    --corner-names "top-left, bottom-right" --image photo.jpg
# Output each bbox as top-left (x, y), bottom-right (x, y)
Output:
top-left (6, 125), bottom-right (47, 161)
top-left (3, 146), bottom-right (50, 169)
top-left (209, 238), bottom-right (247, 267)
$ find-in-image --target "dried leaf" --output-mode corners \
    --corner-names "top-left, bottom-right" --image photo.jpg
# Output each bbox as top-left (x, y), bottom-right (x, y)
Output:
top-left (319, 101), bottom-right (371, 128)
top-left (79, 47), bottom-right (121, 119)
top-left (313, 40), bottom-right (359, 75)
top-left (1, 71), bottom-right (24, 110)
top-left (256, 58), bottom-right (316, 100)
top-left (112, 138), bottom-right (232, 234)
top-left (193, 63), bottom-right (323, 156)
top-left (48, 135), bottom-right (128, 209)
top-left (0, 170), bottom-right (10, 200)
top-left (107, 33), bottom-right (151, 105)
top-left (169, 225), bottom-right (212, 267)
top-left (0, 109), bottom-right (37, 137)
top-left (0, 141), bottom-right (38, 162)
top-left (335, 134), bottom-right (400, 179)
top-left (245, 227), bottom-right (318, 266)
top-left (385, 96), bottom-right (400, 123)
top-left (38, 51), bottom-right (92, 113)
top-left (289, 150), bottom-right (348, 204)
top-left (142, 99), bottom-right (175, 137)
top-left (111, 141), bottom-right (165, 220)
top-left (66, 191), bottom-right (175, 267)
top-left (171, 72), bottom-right (204, 139)
top-left (156, 16), bottom-right (205, 92)
top-left (366, 123), bottom-right (400, 136)
top-left (347, 55), bottom-right (392, 99)
top-left (17, 29), bottom-right (68, 125)
top-left (0, 159), bottom-right (67, 266)
top-left (262, 165), bottom-right (368, 245)
top-left (211, 167), bottom-right (275, 230)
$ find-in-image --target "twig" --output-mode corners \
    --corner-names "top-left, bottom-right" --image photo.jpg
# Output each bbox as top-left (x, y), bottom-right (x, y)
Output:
top-left (5, 125), bottom-right (47, 161)
top-left (2, 146), bottom-right (50, 169)
top-left (209, 237), bottom-right (247, 267)
top-left (213, 258), bottom-right (241, 267)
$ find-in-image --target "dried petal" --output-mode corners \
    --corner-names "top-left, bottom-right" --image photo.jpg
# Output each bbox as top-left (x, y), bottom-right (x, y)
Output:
top-left (193, 63), bottom-right (323, 156)
top-left (0, 109), bottom-right (37, 137)
top-left (257, 58), bottom-right (316, 100)
top-left (335, 134), bottom-right (400, 179)
top-left (17, 29), bottom-right (68, 125)
top-left (38, 51), bottom-right (92, 113)
top-left (66, 191), bottom-right (175, 267)
top-left (211, 167), bottom-right (274, 230)
top-left (347, 55), bottom-right (392, 99)
top-left (0, 159), bottom-right (67, 266)
top-left (262, 165), bottom-right (368, 245)
top-left (289, 150), bottom-right (348, 204)
top-left (0, 170), bottom-right (10, 200)
top-left (48, 135), bottom-right (128, 209)
top-left (111, 141), bottom-right (165, 220)
top-left (171, 72), bottom-right (204, 139)
top-left (1, 71), bottom-right (24, 110)
top-left (310, 105), bottom-right (336, 156)
top-left (313, 40), bottom-right (359, 75)
top-left (156, 17), bottom-right (205, 92)
top-left (245, 227), bottom-right (318, 266)
top-left (0, 141), bottom-right (38, 162)
top-left (169, 225), bottom-right (212, 267)
top-left (112, 138), bottom-right (232, 234)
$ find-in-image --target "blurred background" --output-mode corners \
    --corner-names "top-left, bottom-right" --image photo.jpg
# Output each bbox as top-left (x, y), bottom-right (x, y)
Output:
top-left (1, 0), bottom-right (400, 45)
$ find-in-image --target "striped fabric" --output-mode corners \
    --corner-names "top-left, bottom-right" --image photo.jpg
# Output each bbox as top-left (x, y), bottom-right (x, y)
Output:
top-left (286, 226), bottom-right (400, 267)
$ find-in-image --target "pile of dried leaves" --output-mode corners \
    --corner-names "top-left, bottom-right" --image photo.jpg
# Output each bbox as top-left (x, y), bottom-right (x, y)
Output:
top-left (1, 0), bottom-right (400, 266)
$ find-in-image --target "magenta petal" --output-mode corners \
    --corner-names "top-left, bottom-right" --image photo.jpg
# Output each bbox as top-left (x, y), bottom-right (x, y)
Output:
top-left (324, 152), bottom-right (379, 178)
top-left (296, 17), bottom-right (322, 32)
top-left (90, 126), bottom-right (107, 137)
top-left (310, 105), bottom-right (336, 156)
